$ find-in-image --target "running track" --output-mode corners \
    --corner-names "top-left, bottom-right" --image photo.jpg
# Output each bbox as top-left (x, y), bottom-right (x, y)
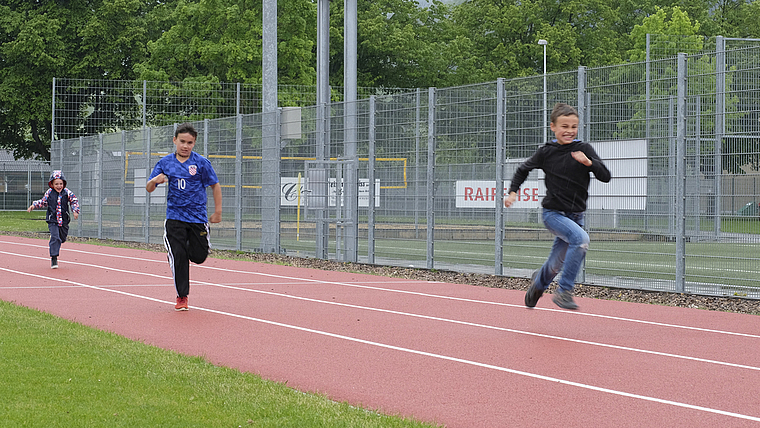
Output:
top-left (2, 235), bottom-right (760, 428)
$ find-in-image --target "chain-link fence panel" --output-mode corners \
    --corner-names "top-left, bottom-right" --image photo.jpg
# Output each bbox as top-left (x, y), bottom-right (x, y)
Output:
top-left (51, 44), bottom-right (760, 299)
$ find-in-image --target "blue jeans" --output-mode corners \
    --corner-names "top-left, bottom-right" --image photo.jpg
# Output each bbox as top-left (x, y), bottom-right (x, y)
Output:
top-left (533, 209), bottom-right (589, 293)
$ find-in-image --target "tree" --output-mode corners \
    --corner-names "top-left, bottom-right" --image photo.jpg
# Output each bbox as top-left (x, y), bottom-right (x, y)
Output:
top-left (78, 0), bottom-right (154, 80)
top-left (448, 0), bottom-right (633, 82)
top-left (0, 1), bottom-right (79, 160)
top-left (733, 0), bottom-right (760, 38)
top-left (627, 6), bottom-right (702, 61)
top-left (327, 0), bottom-right (463, 89)
top-left (134, 0), bottom-right (316, 86)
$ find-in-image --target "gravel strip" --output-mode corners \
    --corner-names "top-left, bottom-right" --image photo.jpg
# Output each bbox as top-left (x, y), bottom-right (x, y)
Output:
top-left (7, 232), bottom-right (760, 316)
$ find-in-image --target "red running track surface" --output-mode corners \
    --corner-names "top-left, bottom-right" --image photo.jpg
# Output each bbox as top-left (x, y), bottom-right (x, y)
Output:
top-left (2, 235), bottom-right (760, 428)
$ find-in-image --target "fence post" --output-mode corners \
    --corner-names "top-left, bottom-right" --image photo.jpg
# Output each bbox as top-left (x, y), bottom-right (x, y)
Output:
top-left (51, 77), bottom-right (56, 148)
top-left (144, 129), bottom-right (151, 244)
top-left (577, 66), bottom-right (587, 142)
top-left (426, 87), bottom-right (436, 270)
top-left (368, 95), bottom-right (376, 264)
top-left (98, 134), bottom-right (104, 239)
top-left (577, 66), bottom-right (587, 283)
top-left (714, 36), bottom-right (725, 238)
top-left (668, 95), bottom-right (676, 237)
top-left (27, 162), bottom-right (32, 209)
top-left (344, 99), bottom-right (359, 263)
top-left (78, 137), bottom-right (83, 237)
top-left (494, 78), bottom-right (505, 276)
top-left (315, 106), bottom-right (328, 259)
top-left (142, 81), bottom-right (147, 129)
top-left (203, 118), bottom-right (209, 157)
top-left (235, 114), bottom-right (243, 251)
top-left (260, 108), bottom-right (281, 254)
top-left (675, 53), bottom-right (687, 293)
top-left (120, 131), bottom-right (125, 241)
top-left (414, 88), bottom-right (421, 239)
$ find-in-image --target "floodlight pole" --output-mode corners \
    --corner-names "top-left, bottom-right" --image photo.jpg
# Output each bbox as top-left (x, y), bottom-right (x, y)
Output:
top-left (262, 0), bottom-right (279, 254)
top-left (538, 39), bottom-right (548, 143)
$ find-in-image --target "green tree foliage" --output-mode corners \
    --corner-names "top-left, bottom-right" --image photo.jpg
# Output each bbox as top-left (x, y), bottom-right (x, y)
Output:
top-left (449, 0), bottom-right (633, 81)
top-left (329, 0), bottom-right (466, 89)
top-left (0, 1), bottom-right (76, 160)
top-left (612, 6), bottom-right (704, 144)
top-left (627, 6), bottom-right (702, 61)
top-left (134, 0), bottom-right (315, 85)
top-left (2, 0), bottom-right (759, 160)
top-left (79, 0), bottom-right (152, 79)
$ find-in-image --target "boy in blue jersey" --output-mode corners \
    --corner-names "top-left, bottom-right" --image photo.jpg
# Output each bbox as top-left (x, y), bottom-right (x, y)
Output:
top-left (146, 123), bottom-right (222, 311)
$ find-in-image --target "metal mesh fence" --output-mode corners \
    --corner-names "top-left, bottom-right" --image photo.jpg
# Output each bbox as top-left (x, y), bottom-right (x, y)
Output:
top-left (0, 151), bottom-right (50, 210)
top-left (52, 78), bottom-right (413, 141)
top-left (51, 44), bottom-right (760, 299)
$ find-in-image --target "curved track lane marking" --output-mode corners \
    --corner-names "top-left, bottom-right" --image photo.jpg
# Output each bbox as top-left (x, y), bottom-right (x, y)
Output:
top-left (1, 262), bottom-right (760, 423)
top-left (2, 251), bottom-right (760, 373)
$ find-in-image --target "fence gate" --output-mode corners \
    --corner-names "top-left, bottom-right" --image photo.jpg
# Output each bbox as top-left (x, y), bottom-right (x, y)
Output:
top-left (304, 159), bottom-right (360, 262)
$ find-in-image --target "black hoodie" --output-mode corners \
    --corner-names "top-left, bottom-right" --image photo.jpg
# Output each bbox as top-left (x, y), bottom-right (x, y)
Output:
top-left (508, 139), bottom-right (611, 213)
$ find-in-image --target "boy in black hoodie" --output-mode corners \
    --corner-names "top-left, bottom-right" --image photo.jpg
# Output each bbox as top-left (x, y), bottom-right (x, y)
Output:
top-left (27, 170), bottom-right (80, 269)
top-left (504, 103), bottom-right (611, 310)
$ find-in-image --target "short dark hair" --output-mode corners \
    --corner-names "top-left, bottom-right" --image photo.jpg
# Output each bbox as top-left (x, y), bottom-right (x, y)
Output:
top-left (175, 123), bottom-right (198, 138)
top-left (550, 103), bottom-right (578, 124)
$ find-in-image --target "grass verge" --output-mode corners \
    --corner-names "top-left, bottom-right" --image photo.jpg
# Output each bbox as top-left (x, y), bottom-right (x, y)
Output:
top-left (0, 300), bottom-right (437, 428)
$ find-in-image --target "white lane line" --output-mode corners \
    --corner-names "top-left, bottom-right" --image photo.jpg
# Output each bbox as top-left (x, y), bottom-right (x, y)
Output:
top-left (1, 286), bottom-right (80, 290)
top-left (2, 251), bottom-right (759, 373)
top-left (0, 266), bottom-right (172, 305)
top-left (3, 242), bottom-right (760, 340)
top-left (1, 264), bottom-right (759, 423)
top-left (195, 262), bottom-right (760, 340)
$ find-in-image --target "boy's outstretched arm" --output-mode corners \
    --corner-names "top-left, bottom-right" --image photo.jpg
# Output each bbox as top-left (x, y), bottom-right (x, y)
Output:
top-left (27, 190), bottom-right (51, 212)
top-left (67, 189), bottom-right (81, 219)
top-left (146, 173), bottom-right (167, 192)
top-left (504, 192), bottom-right (518, 208)
top-left (209, 182), bottom-right (222, 223)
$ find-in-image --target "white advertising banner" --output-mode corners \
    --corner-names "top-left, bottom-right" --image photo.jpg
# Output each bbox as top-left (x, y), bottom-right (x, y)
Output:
top-left (455, 139), bottom-right (647, 210)
top-left (280, 177), bottom-right (380, 207)
top-left (455, 180), bottom-right (543, 208)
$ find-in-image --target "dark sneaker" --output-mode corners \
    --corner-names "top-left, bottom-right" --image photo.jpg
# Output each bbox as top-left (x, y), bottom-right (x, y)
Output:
top-left (51, 256), bottom-right (58, 269)
top-left (175, 296), bottom-right (189, 311)
top-left (552, 289), bottom-right (579, 310)
top-left (524, 270), bottom-right (544, 308)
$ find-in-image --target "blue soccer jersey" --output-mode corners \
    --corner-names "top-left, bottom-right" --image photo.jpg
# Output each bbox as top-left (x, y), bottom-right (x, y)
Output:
top-left (149, 151), bottom-right (219, 223)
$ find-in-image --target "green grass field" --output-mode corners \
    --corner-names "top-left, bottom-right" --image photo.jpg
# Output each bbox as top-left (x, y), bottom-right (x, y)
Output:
top-left (0, 210), bottom-right (48, 232)
top-left (0, 211), bottom-right (438, 428)
top-left (269, 232), bottom-right (760, 284)
top-left (269, 226), bottom-right (760, 290)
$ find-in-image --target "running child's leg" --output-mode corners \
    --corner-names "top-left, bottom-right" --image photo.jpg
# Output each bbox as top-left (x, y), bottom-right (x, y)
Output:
top-left (164, 219), bottom-right (191, 297)
top-left (535, 236), bottom-right (568, 289)
top-left (187, 223), bottom-right (211, 265)
top-left (59, 222), bottom-right (70, 245)
top-left (542, 209), bottom-right (588, 293)
top-left (48, 223), bottom-right (62, 257)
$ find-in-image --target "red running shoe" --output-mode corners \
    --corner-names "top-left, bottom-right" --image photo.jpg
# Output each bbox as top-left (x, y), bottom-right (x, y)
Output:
top-left (175, 296), bottom-right (189, 311)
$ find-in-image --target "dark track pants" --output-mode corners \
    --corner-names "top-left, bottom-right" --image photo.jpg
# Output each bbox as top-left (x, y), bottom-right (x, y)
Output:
top-left (163, 219), bottom-right (210, 298)
top-left (48, 222), bottom-right (69, 257)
